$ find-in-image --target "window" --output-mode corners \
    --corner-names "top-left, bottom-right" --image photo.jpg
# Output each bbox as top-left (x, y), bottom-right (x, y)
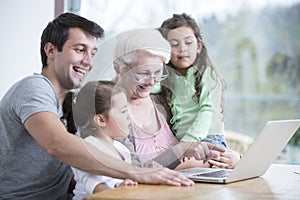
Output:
top-left (67, 0), bottom-right (300, 164)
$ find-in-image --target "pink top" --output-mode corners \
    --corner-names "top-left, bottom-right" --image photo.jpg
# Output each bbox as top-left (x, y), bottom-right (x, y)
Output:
top-left (131, 100), bottom-right (178, 164)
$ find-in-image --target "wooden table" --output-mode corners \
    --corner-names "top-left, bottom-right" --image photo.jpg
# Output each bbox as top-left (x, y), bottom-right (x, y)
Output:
top-left (84, 164), bottom-right (300, 200)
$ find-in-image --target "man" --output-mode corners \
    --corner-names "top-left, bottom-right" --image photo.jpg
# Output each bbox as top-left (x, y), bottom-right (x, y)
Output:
top-left (0, 13), bottom-right (193, 200)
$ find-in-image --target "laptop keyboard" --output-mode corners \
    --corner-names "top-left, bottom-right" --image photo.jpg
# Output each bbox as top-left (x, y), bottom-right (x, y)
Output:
top-left (195, 170), bottom-right (231, 178)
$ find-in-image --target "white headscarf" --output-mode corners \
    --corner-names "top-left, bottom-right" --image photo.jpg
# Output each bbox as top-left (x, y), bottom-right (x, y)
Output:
top-left (114, 28), bottom-right (171, 65)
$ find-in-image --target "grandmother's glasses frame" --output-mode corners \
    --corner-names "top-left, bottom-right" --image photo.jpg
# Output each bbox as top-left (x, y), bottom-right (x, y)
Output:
top-left (128, 64), bottom-right (169, 83)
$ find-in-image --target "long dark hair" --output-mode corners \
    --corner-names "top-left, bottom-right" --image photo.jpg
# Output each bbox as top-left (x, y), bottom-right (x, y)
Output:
top-left (159, 13), bottom-right (225, 114)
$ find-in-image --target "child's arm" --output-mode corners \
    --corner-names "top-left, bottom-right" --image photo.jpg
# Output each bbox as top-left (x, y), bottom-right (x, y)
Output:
top-left (93, 178), bottom-right (138, 192)
top-left (93, 183), bottom-right (111, 192)
top-left (180, 81), bottom-right (213, 142)
top-left (72, 167), bottom-right (123, 194)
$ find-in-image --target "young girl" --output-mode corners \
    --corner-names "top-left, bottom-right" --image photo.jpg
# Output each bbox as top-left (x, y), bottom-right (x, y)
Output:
top-left (63, 80), bottom-right (137, 200)
top-left (157, 13), bottom-right (226, 145)
top-left (157, 13), bottom-right (240, 168)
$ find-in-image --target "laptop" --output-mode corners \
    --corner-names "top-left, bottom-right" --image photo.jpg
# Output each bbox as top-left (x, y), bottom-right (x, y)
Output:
top-left (177, 119), bottom-right (300, 184)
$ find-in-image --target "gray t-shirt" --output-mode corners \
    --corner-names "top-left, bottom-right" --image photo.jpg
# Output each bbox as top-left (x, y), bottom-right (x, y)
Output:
top-left (0, 74), bottom-right (73, 200)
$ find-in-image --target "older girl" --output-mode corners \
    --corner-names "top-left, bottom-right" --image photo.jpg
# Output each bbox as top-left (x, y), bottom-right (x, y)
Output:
top-left (158, 13), bottom-right (240, 168)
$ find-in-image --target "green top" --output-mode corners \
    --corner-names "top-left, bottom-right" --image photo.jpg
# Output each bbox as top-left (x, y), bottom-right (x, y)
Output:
top-left (153, 65), bottom-right (225, 142)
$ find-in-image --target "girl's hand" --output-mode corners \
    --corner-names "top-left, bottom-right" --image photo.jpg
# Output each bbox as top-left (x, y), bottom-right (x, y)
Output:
top-left (182, 142), bottom-right (225, 163)
top-left (208, 148), bottom-right (241, 169)
top-left (115, 179), bottom-right (138, 188)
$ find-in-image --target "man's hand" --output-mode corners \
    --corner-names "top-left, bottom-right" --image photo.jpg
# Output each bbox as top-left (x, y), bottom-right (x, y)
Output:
top-left (131, 167), bottom-right (194, 186)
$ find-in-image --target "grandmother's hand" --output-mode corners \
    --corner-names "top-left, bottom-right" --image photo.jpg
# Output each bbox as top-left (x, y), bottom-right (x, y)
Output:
top-left (144, 160), bottom-right (163, 168)
top-left (182, 142), bottom-right (225, 163)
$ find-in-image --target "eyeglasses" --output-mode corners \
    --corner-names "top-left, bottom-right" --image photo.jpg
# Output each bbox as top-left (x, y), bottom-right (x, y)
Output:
top-left (128, 65), bottom-right (169, 83)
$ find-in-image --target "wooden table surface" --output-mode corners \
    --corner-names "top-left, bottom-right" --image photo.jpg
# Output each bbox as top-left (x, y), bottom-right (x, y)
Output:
top-left (84, 164), bottom-right (300, 200)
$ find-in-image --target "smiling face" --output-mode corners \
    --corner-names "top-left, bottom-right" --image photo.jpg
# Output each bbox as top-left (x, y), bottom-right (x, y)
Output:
top-left (167, 26), bottom-right (202, 75)
top-left (51, 28), bottom-right (98, 90)
top-left (118, 54), bottom-right (165, 100)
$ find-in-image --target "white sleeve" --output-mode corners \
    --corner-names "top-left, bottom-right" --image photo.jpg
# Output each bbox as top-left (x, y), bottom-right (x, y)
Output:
top-left (72, 167), bottom-right (123, 194)
top-left (105, 178), bottom-right (123, 189)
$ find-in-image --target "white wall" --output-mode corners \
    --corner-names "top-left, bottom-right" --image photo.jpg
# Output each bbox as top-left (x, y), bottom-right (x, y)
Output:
top-left (0, 0), bottom-right (54, 98)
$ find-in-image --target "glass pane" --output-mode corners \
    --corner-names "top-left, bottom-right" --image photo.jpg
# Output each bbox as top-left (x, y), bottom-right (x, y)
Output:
top-left (69, 0), bottom-right (300, 164)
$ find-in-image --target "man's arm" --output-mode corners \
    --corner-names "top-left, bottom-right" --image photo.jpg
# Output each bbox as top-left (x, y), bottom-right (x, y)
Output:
top-left (24, 111), bottom-right (193, 186)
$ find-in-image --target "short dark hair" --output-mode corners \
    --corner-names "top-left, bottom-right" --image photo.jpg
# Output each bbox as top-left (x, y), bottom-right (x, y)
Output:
top-left (40, 12), bottom-right (104, 68)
